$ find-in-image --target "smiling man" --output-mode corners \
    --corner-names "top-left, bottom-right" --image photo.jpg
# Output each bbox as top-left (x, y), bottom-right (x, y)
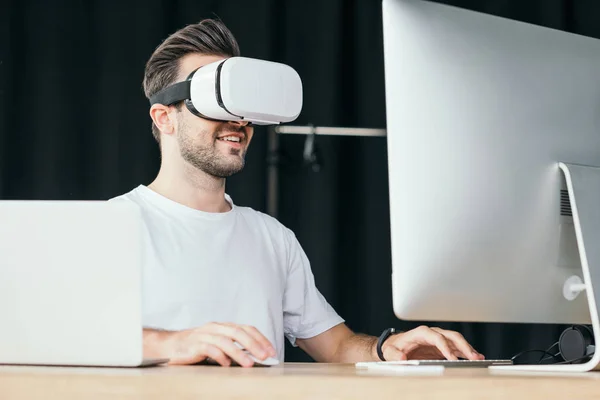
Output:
top-left (110, 19), bottom-right (485, 367)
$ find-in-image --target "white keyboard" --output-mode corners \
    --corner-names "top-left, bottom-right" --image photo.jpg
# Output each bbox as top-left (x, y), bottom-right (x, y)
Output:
top-left (356, 359), bottom-right (513, 368)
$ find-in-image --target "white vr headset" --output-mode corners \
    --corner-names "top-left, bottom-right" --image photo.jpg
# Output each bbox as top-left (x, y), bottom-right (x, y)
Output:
top-left (149, 57), bottom-right (303, 125)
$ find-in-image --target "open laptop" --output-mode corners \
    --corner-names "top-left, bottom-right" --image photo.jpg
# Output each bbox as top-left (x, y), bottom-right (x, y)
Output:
top-left (0, 200), bottom-right (167, 367)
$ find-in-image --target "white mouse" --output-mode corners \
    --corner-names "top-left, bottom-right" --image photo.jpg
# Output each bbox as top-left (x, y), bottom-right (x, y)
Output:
top-left (234, 342), bottom-right (280, 366)
top-left (243, 351), bottom-right (280, 366)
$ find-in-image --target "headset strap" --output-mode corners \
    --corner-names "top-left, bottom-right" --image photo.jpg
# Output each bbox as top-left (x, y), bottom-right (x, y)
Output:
top-left (149, 81), bottom-right (191, 106)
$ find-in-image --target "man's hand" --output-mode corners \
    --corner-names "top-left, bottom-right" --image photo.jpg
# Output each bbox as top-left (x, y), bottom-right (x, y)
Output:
top-left (379, 325), bottom-right (484, 361)
top-left (144, 322), bottom-right (277, 367)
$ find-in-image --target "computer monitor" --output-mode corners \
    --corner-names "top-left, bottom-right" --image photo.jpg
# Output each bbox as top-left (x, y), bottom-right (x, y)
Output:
top-left (382, 0), bottom-right (600, 371)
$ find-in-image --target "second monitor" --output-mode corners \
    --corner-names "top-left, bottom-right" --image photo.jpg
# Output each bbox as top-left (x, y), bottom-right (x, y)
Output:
top-left (382, 0), bottom-right (600, 371)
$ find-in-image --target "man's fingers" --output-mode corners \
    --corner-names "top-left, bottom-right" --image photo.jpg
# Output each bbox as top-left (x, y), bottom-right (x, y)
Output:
top-left (211, 323), bottom-right (272, 361)
top-left (203, 334), bottom-right (255, 368)
top-left (223, 323), bottom-right (276, 357)
top-left (202, 344), bottom-right (232, 366)
top-left (168, 343), bottom-right (230, 366)
top-left (443, 341), bottom-right (468, 359)
top-left (388, 326), bottom-right (483, 361)
top-left (241, 325), bottom-right (277, 357)
top-left (405, 326), bottom-right (456, 361)
top-left (449, 345), bottom-right (468, 360)
top-left (430, 331), bottom-right (457, 360)
top-left (433, 328), bottom-right (483, 360)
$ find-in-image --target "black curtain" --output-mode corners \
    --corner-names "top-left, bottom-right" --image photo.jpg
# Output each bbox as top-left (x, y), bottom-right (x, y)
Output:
top-left (2, 0), bottom-right (599, 362)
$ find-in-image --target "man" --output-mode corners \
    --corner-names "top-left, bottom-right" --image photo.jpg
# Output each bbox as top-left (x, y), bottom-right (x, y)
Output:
top-left (111, 19), bottom-right (485, 367)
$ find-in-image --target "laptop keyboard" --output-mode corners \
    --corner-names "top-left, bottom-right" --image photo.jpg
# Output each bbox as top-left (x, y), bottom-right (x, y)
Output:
top-left (356, 359), bottom-right (513, 368)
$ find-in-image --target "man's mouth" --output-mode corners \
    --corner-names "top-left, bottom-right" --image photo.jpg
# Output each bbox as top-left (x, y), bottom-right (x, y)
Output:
top-left (217, 136), bottom-right (242, 143)
top-left (216, 132), bottom-right (245, 148)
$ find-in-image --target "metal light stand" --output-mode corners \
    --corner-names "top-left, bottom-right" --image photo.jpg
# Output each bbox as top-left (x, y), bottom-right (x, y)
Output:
top-left (266, 125), bottom-right (387, 217)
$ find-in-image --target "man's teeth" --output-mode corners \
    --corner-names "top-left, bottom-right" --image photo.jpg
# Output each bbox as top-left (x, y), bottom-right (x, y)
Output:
top-left (219, 137), bottom-right (241, 142)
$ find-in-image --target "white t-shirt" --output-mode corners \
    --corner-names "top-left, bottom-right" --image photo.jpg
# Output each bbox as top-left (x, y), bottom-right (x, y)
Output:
top-left (109, 185), bottom-right (344, 362)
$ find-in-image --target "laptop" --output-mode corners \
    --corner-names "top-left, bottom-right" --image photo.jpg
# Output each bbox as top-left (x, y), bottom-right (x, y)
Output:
top-left (0, 200), bottom-right (167, 367)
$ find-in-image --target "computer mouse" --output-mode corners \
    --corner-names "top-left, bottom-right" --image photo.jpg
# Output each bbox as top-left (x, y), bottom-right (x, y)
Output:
top-left (234, 341), bottom-right (280, 366)
top-left (242, 351), bottom-right (280, 366)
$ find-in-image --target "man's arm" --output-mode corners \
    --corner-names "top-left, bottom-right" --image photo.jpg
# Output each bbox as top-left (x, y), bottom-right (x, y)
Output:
top-left (295, 324), bottom-right (379, 363)
top-left (296, 323), bottom-right (484, 363)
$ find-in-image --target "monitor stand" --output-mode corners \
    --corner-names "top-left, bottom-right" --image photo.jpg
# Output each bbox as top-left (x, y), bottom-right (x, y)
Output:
top-left (492, 162), bottom-right (600, 373)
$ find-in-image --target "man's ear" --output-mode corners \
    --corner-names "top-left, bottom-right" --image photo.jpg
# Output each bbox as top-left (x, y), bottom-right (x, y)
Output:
top-left (150, 104), bottom-right (176, 136)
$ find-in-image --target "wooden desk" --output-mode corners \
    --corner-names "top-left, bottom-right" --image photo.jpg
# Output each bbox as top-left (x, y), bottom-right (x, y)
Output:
top-left (1, 362), bottom-right (599, 399)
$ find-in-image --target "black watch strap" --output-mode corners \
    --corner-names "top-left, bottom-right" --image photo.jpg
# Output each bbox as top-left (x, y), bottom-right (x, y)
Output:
top-left (376, 327), bottom-right (396, 361)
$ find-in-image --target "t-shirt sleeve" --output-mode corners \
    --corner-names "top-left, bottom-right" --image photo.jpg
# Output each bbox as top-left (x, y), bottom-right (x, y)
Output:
top-left (282, 229), bottom-right (345, 346)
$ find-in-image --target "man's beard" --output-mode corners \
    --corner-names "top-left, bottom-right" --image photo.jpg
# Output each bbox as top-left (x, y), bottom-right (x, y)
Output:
top-left (178, 119), bottom-right (247, 178)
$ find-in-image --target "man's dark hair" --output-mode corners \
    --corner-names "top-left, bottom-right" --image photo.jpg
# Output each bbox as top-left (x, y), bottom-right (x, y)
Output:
top-left (143, 19), bottom-right (240, 143)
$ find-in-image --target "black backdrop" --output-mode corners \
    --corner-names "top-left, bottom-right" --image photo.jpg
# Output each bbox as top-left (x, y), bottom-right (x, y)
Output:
top-left (2, 0), bottom-right (600, 362)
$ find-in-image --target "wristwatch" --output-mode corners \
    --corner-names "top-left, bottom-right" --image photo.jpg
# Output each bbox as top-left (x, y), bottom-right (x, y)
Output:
top-left (376, 327), bottom-right (396, 361)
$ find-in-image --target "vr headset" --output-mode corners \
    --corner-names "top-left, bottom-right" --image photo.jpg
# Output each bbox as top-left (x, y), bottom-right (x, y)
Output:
top-left (149, 57), bottom-right (303, 125)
